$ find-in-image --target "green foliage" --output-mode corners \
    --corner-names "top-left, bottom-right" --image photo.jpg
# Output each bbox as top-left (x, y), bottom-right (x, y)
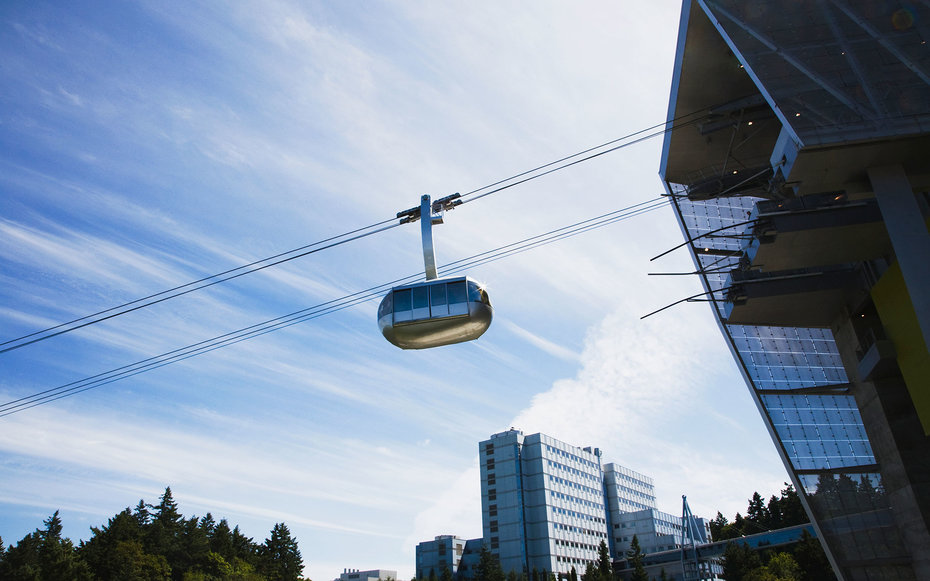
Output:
top-left (0, 487), bottom-right (305, 581)
top-left (712, 484), bottom-right (809, 541)
top-left (792, 531), bottom-right (836, 581)
top-left (723, 545), bottom-right (814, 581)
top-left (0, 511), bottom-right (92, 580)
top-left (596, 540), bottom-right (611, 581)
top-left (474, 545), bottom-right (505, 581)
top-left (258, 522), bottom-right (303, 581)
top-left (626, 535), bottom-right (647, 581)
top-left (713, 485), bottom-right (836, 581)
top-left (580, 562), bottom-right (596, 581)
top-left (766, 552), bottom-right (800, 580)
top-left (722, 543), bottom-right (762, 581)
top-left (439, 566), bottom-right (453, 581)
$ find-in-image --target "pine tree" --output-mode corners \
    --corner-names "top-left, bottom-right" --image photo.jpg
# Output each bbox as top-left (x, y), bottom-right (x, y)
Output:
top-left (792, 530), bottom-right (836, 581)
top-left (746, 492), bottom-right (769, 529)
top-left (259, 522), bottom-right (303, 581)
top-left (580, 561), bottom-right (597, 581)
top-left (596, 540), bottom-right (612, 581)
top-left (475, 544), bottom-right (505, 581)
top-left (440, 565), bottom-right (454, 581)
top-left (78, 508), bottom-right (147, 579)
top-left (722, 542), bottom-right (761, 581)
top-left (626, 535), bottom-right (647, 581)
top-left (0, 511), bottom-right (91, 581)
top-left (779, 484), bottom-right (807, 527)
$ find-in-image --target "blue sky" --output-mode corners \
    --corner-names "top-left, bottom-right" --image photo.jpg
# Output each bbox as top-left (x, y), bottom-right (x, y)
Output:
top-left (0, 2), bottom-right (789, 579)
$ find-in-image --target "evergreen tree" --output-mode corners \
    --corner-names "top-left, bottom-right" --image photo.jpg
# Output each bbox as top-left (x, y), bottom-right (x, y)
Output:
top-left (199, 513), bottom-right (216, 538)
top-left (134, 499), bottom-right (152, 528)
top-left (596, 540), bottom-right (612, 581)
top-left (792, 530), bottom-right (835, 581)
top-left (210, 519), bottom-right (234, 559)
top-left (626, 535), bottom-right (647, 581)
top-left (178, 515), bottom-right (211, 573)
top-left (722, 543), bottom-right (761, 581)
top-left (745, 493), bottom-right (769, 532)
top-left (440, 565), bottom-right (454, 581)
top-left (79, 508), bottom-right (148, 580)
top-left (231, 525), bottom-right (260, 563)
top-left (428, 568), bottom-right (437, 581)
top-left (709, 512), bottom-right (729, 540)
top-left (569, 566), bottom-right (578, 581)
top-left (474, 545), bottom-right (505, 581)
top-left (0, 511), bottom-right (91, 581)
top-left (258, 522), bottom-right (303, 581)
top-left (580, 561), bottom-right (597, 581)
top-left (147, 487), bottom-right (186, 575)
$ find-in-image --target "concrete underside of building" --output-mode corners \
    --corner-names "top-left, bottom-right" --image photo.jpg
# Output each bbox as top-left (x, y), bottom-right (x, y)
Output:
top-left (660, 2), bottom-right (930, 580)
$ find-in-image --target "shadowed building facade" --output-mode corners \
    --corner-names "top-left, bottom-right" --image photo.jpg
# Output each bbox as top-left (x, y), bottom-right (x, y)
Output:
top-left (660, 2), bottom-right (930, 579)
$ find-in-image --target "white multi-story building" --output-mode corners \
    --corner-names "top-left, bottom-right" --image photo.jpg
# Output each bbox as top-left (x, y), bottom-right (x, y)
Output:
top-left (479, 430), bottom-right (609, 577)
top-left (475, 430), bottom-right (712, 579)
top-left (603, 463), bottom-right (657, 515)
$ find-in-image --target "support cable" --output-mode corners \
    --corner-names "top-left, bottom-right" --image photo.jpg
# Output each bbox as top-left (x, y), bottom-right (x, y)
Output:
top-left (2, 108), bottom-right (712, 356)
top-left (0, 197), bottom-right (668, 417)
top-left (0, 219), bottom-right (401, 355)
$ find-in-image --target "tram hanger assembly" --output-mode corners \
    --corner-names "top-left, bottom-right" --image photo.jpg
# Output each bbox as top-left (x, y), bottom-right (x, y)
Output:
top-left (378, 194), bottom-right (493, 349)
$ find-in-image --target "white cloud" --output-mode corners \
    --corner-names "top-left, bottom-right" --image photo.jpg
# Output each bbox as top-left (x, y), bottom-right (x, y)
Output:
top-left (502, 320), bottom-right (581, 362)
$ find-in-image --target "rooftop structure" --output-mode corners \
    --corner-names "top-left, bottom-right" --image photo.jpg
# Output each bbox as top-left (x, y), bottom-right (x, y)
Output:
top-left (337, 569), bottom-right (398, 581)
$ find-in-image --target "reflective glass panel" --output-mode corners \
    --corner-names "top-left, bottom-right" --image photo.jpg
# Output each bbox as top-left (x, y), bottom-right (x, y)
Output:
top-left (394, 289), bottom-right (411, 312)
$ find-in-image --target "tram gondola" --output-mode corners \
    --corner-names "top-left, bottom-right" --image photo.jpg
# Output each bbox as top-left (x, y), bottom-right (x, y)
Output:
top-left (378, 276), bottom-right (492, 349)
top-left (378, 193), bottom-right (493, 349)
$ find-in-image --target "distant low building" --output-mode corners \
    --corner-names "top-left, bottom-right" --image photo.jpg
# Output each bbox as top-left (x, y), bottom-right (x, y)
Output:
top-left (415, 535), bottom-right (482, 580)
top-left (337, 569), bottom-right (397, 581)
top-left (612, 508), bottom-right (709, 556)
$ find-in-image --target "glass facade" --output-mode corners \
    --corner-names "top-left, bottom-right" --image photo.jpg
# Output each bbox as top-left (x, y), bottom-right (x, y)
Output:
top-left (667, 194), bottom-right (911, 578)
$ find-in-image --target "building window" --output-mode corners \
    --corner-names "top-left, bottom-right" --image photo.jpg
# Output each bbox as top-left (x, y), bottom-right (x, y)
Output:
top-left (488, 489), bottom-right (497, 501)
top-left (488, 474), bottom-right (496, 486)
top-left (490, 520), bottom-right (499, 533)
top-left (490, 537), bottom-right (499, 549)
top-left (486, 459), bottom-right (495, 470)
top-left (489, 504), bottom-right (497, 517)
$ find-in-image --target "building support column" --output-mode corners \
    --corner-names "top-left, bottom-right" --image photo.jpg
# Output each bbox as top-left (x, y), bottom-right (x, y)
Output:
top-left (867, 165), bottom-right (930, 349)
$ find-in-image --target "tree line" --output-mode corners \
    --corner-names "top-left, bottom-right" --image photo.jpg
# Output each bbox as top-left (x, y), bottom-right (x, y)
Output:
top-left (712, 484), bottom-right (835, 581)
top-left (0, 487), bottom-right (305, 581)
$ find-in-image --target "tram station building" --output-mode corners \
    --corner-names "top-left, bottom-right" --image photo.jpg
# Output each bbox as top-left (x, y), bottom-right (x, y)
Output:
top-left (659, 1), bottom-right (930, 579)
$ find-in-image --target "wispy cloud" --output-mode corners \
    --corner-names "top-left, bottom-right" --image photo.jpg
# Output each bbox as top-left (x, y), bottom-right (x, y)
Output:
top-left (502, 320), bottom-right (581, 362)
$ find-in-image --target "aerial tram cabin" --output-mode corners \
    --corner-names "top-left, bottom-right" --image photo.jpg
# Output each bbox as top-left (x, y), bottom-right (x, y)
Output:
top-left (379, 194), bottom-right (493, 349)
top-left (378, 276), bottom-right (492, 349)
